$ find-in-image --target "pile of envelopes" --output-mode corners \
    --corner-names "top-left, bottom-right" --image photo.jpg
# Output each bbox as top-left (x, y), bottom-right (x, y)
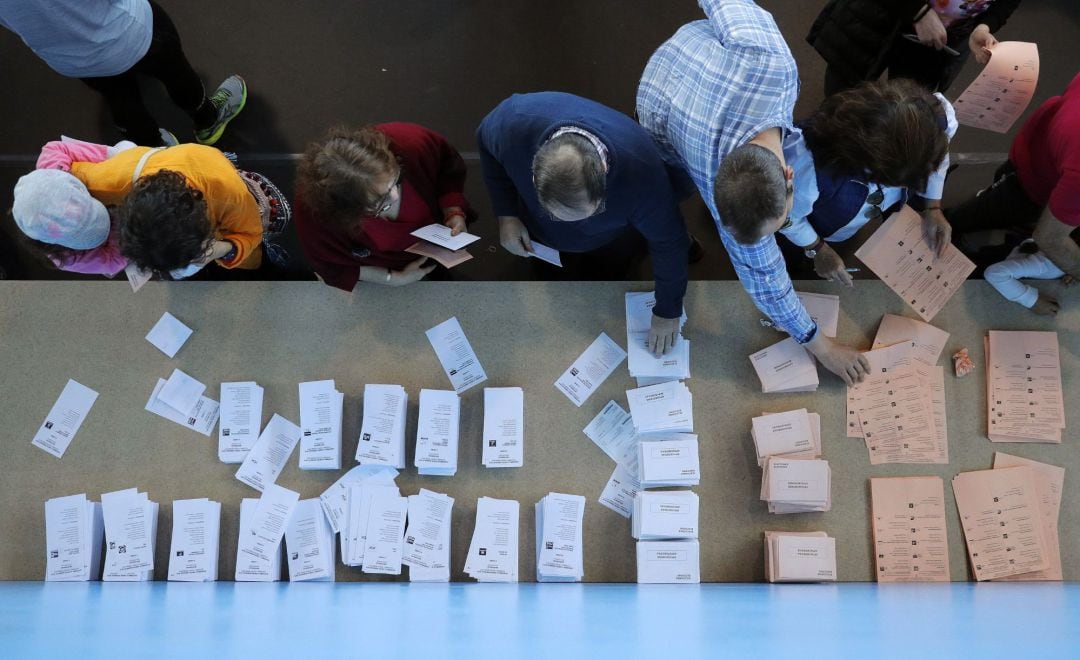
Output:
top-left (764, 531), bottom-right (836, 582)
top-left (625, 291), bottom-right (690, 381)
top-left (749, 337), bottom-right (819, 393)
top-left (626, 381), bottom-right (693, 434)
top-left (761, 458), bottom-right (831, 514)
top-left (751, 408), bottom-right (822, 465)
top-left (632, 490), bottom-right (699, 541)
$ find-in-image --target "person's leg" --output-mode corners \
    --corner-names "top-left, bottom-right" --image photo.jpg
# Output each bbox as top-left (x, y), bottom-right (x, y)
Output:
top-left (945, 161), bottom-right (1043, 237)
top-left (80, 74), bottom-right (162, 145)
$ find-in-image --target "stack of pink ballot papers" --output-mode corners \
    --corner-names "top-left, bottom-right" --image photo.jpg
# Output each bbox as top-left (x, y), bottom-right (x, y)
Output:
top-left (751, 409), bottom-right (821, 466)
top-left (991, 453), bottom-right (1065, 581)
top-left (984, 331), bottom-right (1065, 443)
top-left (870, 476), bottom-right (950, 582)
top-left (761, 458), bottom-right (831, 514)
top-left (749, 337), bottom-right (819, 393)
top-left (763, 531), bottom-right (836, 582)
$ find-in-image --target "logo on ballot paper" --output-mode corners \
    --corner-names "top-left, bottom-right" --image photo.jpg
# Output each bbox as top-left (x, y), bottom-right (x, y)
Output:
top-left (291, 552), bottom-right (299, 560)
top-left (44, 421), bottom-right (53, 429)
top-left (223, 428), bottom-right (230, 436)
top-left (50, 550), bottom-right (58, 559)
top-left (545, 542), bottom-right (554, 550)
top-left (187, 417), bottom-right (196, 425)
top-left (176, 551), bottom-right (184, 557)
top-left (406, 536), bottom-right (415, 544)
top-left (479, 548), bottom-right (487, 556)
top-left (363, 433), bottom-right (371, 441)
top-left (449, 369), bottom-right (458, 375)
top-left (488, 440), bottom-right (496, 447)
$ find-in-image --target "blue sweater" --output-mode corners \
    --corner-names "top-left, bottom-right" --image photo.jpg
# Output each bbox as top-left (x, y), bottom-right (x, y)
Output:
top-left (476, 92), bottom-right (689, 319)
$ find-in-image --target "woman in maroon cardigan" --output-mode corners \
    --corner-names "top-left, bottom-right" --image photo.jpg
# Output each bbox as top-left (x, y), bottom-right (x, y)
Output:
top-left (294, 123), bottom-right (475, 289)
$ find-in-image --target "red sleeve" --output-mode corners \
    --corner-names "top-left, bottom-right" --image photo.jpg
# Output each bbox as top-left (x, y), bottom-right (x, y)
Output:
top-left (380, 123), bottom-right (472, 219)
top-left (292, 192), bottom-right (361, 292)
top-left (1048, 168), bottom-right (1080, 227)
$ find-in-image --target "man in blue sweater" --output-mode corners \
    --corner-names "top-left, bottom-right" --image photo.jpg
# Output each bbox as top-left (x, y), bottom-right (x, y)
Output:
top-left (477, 92), bottom-right (690, 356)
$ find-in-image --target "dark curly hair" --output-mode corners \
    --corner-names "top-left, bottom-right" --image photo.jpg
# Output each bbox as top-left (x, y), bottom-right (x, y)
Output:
top-left (296, 126), bottom-right (399, 225)
top-left (802, 79), bottom-right (949, 191)
top-left (118, 169), bottom-right (212, 272)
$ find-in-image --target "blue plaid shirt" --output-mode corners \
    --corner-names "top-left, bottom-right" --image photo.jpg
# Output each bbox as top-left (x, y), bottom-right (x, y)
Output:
top-left (636, 0), bottom-right (817, 343)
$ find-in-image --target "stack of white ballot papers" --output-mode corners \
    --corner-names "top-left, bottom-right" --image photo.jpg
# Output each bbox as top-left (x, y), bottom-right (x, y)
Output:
top-left (340, 478), bottom-right (404, 571)
top-left (632, 490), bottom-right (699, 540)
top-left (751, 409), bottom-right (822, 466)
top-left (624, 291), bottom-right (690, 381)
top-left (298, 380), bottom-right (343, 470)
top-left (218, 381), bottom-right (264, 464)
top-left (636, 540), bottom-right (700, 583)
top-left (318, 464), bottom-right (399, 535)
top-left (637, 434), bottom-right (700, 488)
top-left (415, 389), bottom-right (460, 476)
top-left (534, 492), bottom-right (585, 582)
top-left (626, 381), bottom-right (693, 434)
top-left (749, 337), bottom-right (819, 393)
top-left (167, 498), bottom-right (221, 582)
top-left (483, 387), bottom-right (524, 468)
top-left (44, 494), bottom-right (103, 581)
top-left (761, 458), bottom-right (832, 514)
top-left (465, 497), bottom-right (519, 582)
top-left (357, 384), bottom-right (407, 468)
top-left (403, 489), bottom-right (454, 582)
top-left (284, 499), bottom-right (336, 581)
top-left (764, 531), bottom-right (837, 582)
top-left (235, 484), bottom-right (299, 582)
top-left (145, 370), bottom-right (220, 436)
top-left (101, 488), bottom-right (158, 581)
top-left (235, 414), bottom-right (301, 492)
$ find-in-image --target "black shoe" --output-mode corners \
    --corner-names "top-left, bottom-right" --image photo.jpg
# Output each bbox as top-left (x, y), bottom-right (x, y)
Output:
top-left (688, 234), bottom-right (704, 264)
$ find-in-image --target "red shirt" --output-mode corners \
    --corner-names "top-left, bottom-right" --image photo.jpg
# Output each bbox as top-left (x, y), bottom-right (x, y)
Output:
top-left (294, 122), bottom-right (473, 291)
top-left (1010, 73), bottom-right (1080, 227)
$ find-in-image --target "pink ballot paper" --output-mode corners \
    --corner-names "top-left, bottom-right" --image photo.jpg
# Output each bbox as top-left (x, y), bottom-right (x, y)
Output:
top-left (954, 41), bottom-right (1039, 134)
top-left (854, 206), bottom-right (975, 322)
top-left (992, 453), bottom-right (1065, 582)
top-left (985, 331), bottom-right (1065, 443)
top-left (870, 476), bottom-right (950, 583)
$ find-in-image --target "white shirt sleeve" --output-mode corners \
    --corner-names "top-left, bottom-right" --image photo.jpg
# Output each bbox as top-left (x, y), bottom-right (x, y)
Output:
top-left (918, 94), bottom-right (958, 201)
top-left (778, 214), bottom-right (820, 248)
top-left (984, 250), bottom-right (1066, 308)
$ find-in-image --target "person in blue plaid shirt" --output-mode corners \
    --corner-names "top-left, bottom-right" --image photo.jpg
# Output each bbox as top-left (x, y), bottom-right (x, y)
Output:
top-left (636, 0), bottom-right (871, 385)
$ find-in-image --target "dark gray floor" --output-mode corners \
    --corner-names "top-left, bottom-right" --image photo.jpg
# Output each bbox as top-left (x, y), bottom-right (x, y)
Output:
top-left (1, 0), bottom-right (1078, 281)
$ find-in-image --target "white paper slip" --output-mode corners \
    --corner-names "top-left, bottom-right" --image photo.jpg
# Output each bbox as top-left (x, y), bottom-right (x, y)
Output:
top-left (795, 291), bottom-right (840, 339)
top-left (415, 389), bottom-right (461, 476)
top-left (235, 498), bottom-right (284, 582)
top-left (425, 316), bottom-right (488, 393)
top-left (235, 414), bottom-right (301, 492)
top-left (482, 387), bottom-right (524, 468)
top-left (527, 241), bottom-right (562, 267)
top-left (410, 223), bottom-right (481, 251)
top-left (298, 380), bottom-right (343, 471)
top-left (637, 434), bottom-right (700, 488)
top-left (319, 465), bottom-right (400, 535)
top-left (583, 401), bottom-right (640, 474)
top-left (45, 494), bottom-right (103, 581)
top-left (402, 489), bottom-right (454, 570)
top-left (357, 384), bottom-right (407, 468)
top-left (236, 484), bottom-right (300, 581)
top-left (125, 263), bottom-right (151, 292)
top-left (598, 463), bottom-right (641, 519)
top-left (554, 332), bottom-right (627, 406)
top-left (144, 378), bottom-right (220, 437)
top-left (158, 368), bottom-right (207, 415)
top-left (361, 492), bottom-right (409, 575)
top-left (145, 312), bottom-right (193, 358)
top-left (285, 499), bottom-right (335, 582)
top-left (535, 492), bottom-right (586, 582)
top-left (749, 337), bottom-right (819, 393)
top-left (218, 382), bottom-right (264, 464)
top-left (32, 379), bottom-right (98, 458)
top-left (633, 490), bottom-right (699, 540)
top-left (464, 497), bottom-right (519, 582)
top-left (101, 488), bottom-right (156, 580)
top-left (636, 540), bottom-right (700, 584)
top-left (168, 499), bottom-right (221, 582)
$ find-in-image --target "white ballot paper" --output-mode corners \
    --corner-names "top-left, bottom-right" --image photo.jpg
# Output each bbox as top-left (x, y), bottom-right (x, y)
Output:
top-left (145, 312), bottom-right (193, 358)
top-left (145, 377), bottom-right (220, 437)
top-left (626, 381), bottom-right (693, 434)
top-left (357, 384), bottom-right (407, 468)
top-left (764, 531), bottom-right (837, 583)
top-left (235, 498), bottom-right (284, 581)
top-left (954, 41), bottom-right (1039, 134)
top-left (425, 316), bottom-right (488, 393)
top-left (32, 379), bottom-right (98, 458)
top-left (625, 291), bottom-right (690, 379)
top-left (535, 492), bottom-right (585, 582)
top-left (319, 464), bottom-right (399, 535)
top-left (285, 498), bottom-right (336, 582)
top-left (749, 337), bottom-right (819, 393)
top-left (410, 224), bottom-right (481, 251)
top-left (554, 332), bottom-right (627, 406)
top-left (633, 490), bottom-right (699, 540)
top-left (527, 241), bottom-right (563, 267)
top-left (236, 484), bottom-right (299, 582)
top-left (464, 497), bottom-right (519, 582)
top-left (235, 414), bottom-right (301, 492)
top-left (101, 488), bottom-right (158, 581)
top-left (795, 291), bottom-right (840, 338)
top-left (158, 368), bottom-right (207, 415)
top-left (167, 498), bottom-right (221, 582)
top-left (218, 381), bottom-right (264, 464)
top-left (415, 389), bottom-right (461, 476)
top-left (403, 489), bottom-right (454, 581)
top-left (599, 463), bottom-right (641, 519)
top-left (44, 494), bottom-right (103, 581)
top-left (483, 387), bottom-right (524, 468)
top-left (637, 434), bottom-right (700, 488)
top-left (298, 380), bottom-right (343, 471)
top-left (583, 400), bottom-right (640, 474)
top-left (361, 492), bottom-right (409, 575)
top-left (762, 458), bottom-right (832, 514)
top-left (125, 263), bottom-right (151, 292)
top-left (343, 483), bottom-right (401, 566)
top-left (636, 540), bottom-right (700, 584)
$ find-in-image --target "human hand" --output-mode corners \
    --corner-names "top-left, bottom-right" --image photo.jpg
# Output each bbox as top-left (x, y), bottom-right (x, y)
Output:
top-left (813, 243), bottom-right (853, 287)
top-left (444, 209), bottom-right (467, 236)
top-left (921, 208), bottom-right (952, 258)
top-left (195, 239), bottom-right (233, 265)
top-left (806, 333), bottom-right (871, 386)
top-left (969, 24), bottom-right (997, 64)
top-left (914, 10), bottom-right (948, 50)
top-left (498, 216), bottom-right (533, 257)
top-left (1060, 274), bottom-right (1075, 287)
top-left (387, 256), bottom-right (435, 286)
top-left (1031, 293), bottom-right (1060, 316)
top-left (648, 314), bottom-right (681, 356)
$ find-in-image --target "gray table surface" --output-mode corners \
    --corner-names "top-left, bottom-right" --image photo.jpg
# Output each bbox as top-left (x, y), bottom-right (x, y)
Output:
top-left (0, 279), bottom-right (1075, 582)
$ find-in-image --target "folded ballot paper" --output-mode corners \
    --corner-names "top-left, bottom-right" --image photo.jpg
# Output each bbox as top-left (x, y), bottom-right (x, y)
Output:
top-left (535, 492), bottom-right (585, 582)
top-left (636, 540), bottom-right (700, 584)
top-left (749, 337), bottom-right (819, 393)
top-left (415, 389), bottom-right (461, 476)
top-left (632, 490), bottom-right (699, 540)
top-left (357, 384), bottom-right (408, 468)
top-left (625, 291), bottom-right (690, 380)
top-left (44, 494), bottom-right (104, 581)
top-left (761, 458), bottom-right (832, 514)
top-left (167, 498), bottom-right (221, 582)
top-left (298, 380), bottom-right (344, 470)
top-left (285, 498), bottom-right (337, 581)
top-left (626, 381), bottom-right (693, 434)
top-left (235, 484), bottom-right (299, 582)
top-left (465, 497), bottom-right (519, 582)
top-left (483, 387), bottom-right (524, 468)
top-left (764, 531), bottom-right (837, 582)
top-left (751, 409), bottom-right (822, 466)
top-left (145, 373), bottom-right (220, 436)
top-left (404, 489), bottom-right (454, 582)
top-left (637, 434), bottom-right (700, 489)
top-left (218, 381), bottom-right (264, 464)
top-left (101, 488), bottom-right (159, 581)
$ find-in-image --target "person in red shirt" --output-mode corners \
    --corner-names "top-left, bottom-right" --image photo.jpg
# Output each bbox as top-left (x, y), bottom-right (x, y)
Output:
top-left (294, 123), bottom-right (474, 289)
top-left (947, 72), bottom-right (1080, 280)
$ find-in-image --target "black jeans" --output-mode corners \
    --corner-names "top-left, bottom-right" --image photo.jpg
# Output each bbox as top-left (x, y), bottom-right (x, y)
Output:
top-left (80, 1), bottom-right (215, 145)
top-left (945, 161), bottom-right (1043, 237)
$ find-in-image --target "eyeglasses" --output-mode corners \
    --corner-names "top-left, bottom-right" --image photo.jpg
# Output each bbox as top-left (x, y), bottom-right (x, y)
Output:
top-left (372, 170), bottom-right (402, 217)
top-left (864, 185), bottom-right (885, 222)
